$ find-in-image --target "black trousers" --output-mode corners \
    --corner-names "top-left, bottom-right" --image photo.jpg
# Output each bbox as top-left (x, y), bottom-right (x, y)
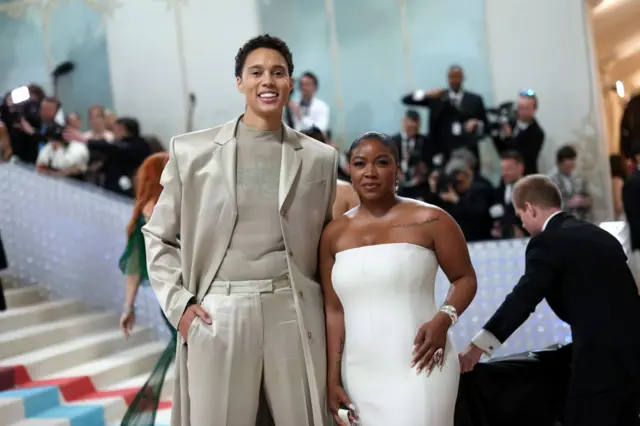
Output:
top-left (0, 278), bottom-right (5, 311)
top-left (0, 233), bottom-right (7, 311)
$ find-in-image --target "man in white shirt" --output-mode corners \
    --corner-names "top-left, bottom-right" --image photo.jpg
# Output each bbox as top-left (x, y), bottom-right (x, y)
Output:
top-left (36, 124), bottom-right (89, 178)
top-left (291, 71), bottom-right (330, 133)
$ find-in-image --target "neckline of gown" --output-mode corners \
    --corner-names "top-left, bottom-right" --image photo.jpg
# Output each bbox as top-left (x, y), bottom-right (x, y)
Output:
top-left (335, 242), bottom-right (434, 257)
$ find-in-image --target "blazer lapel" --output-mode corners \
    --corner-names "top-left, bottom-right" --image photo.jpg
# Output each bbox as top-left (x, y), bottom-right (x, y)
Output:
top-left (214, 117), bottom-right (240, 213)
top-left (279, 125), bottom-right (302, 212)
top-left (195, 117), bottom-right (240, 302)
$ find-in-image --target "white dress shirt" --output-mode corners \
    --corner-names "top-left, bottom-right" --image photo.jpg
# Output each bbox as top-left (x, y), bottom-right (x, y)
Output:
top-left (36, 141), bottom-right (90, 173)
top-left (471, 210), bottom-right (562, 356)
top-left (294, 97), bottom-right (330, 133)
top-left (83, 130), bottom-right (114, 142)
top-left (448, 90), bottom-right (464, 109)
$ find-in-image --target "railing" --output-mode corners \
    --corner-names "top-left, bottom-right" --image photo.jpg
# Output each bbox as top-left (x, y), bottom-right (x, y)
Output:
top-left (0, 163), bottom-right (630, 355)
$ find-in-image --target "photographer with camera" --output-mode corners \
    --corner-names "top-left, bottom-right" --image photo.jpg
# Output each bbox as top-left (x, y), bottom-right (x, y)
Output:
top-left (401, 65), bottom-right (488, 170)
top-left (489, 151), bottom-right (527, 239)
top-left (391, 110), bottom-right (434, 200)
top-left (427, 157), bottom-right (493, 242)
top-left (8, 95), bottom-right (62, 165)
top-left (492, 90), bottom-right (544, 176)
top-left (35, 124), bottom-right (89, 179)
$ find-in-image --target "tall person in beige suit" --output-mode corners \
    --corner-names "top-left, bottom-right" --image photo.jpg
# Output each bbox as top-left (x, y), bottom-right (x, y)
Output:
top-left (142, 35), bottom-right (337, 426)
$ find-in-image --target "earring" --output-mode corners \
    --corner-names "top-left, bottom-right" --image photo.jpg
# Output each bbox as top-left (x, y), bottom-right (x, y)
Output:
top-left (394, 180), bottom-right (400, 193)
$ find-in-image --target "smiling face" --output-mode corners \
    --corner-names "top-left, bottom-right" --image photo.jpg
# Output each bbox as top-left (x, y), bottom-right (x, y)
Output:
top-left (236, 47), bottom-right (293, 120)
top-left (348, 137), bottom-right (398, 202)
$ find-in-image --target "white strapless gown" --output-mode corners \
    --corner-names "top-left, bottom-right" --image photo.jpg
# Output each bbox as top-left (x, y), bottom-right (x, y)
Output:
top-left (332, 243), bottom-right (460, 425)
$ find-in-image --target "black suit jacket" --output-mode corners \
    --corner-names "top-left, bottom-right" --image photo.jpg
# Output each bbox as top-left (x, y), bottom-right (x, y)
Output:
top-left (438, 181), bottom-right (494, 242)
top-left (623, 170), bottom-right (640, 250)
top-left (88, 136), bottom-right (152, 197)
top-left (492, 182), bottom-right (526, 238)
top-left (391, 133), bottom-right (434, 168)
top-left (483, 212), bottom-right (640, 390)
top-left (402, 90), bottom-right (488, 161)
top-left (493, 119), bottom-right (544, 175)
top-left (620, 94), bottom-right (640, 159)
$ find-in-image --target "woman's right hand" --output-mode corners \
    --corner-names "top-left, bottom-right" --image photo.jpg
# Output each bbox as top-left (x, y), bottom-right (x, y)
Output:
top-left (328, 383), bottom-right (358, 425)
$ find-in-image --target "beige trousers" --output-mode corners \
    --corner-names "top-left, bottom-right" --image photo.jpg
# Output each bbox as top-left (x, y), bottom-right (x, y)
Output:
top-left (185, 274), bottom-right (313, 426)
top-left (630, 250), bottom-right (640, 295)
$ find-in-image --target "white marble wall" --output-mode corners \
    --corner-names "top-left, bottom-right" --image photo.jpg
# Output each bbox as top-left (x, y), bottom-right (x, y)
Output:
top-left (103, 0), bottom-right (261, 145)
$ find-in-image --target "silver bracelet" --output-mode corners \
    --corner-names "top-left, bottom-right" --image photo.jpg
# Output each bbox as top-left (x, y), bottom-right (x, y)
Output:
top-left (438, 304), bottom-right (458, 326)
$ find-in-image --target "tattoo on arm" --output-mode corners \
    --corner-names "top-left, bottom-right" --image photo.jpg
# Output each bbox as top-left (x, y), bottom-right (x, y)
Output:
top-left (391, 217), bottom-right (440, 228)
top-left (337, 337), bottom-right (345, 365)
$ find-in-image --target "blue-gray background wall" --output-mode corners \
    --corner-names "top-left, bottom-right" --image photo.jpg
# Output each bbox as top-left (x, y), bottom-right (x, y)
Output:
top-left (257, 0), bottom-right (494, 144)
top-left (1, 0), bottom-right (493, 139)
top-left (0, 0), bottom-right (113, 124)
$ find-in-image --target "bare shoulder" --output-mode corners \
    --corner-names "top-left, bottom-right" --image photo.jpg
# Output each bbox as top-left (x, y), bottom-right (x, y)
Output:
top-left (321, 214), bottom-right (351, 252)
top-left (395, 197), bottom-right (457, 229)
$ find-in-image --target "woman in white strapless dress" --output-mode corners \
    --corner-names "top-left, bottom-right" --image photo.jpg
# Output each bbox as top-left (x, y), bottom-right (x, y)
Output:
top-left (319, 132), bottom-right (478, 425)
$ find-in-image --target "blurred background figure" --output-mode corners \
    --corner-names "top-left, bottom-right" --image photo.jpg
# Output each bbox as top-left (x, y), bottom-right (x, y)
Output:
top-left (35, 124), bottom-right (89, 180)
top-left (551, 146), bottom-right (592, 220)
top-left (610, 154), bottom-right (629, 221)
top-left (118, 152), bottom-right (175, 426)
top-left (0, 232), bottom-right (7, 312)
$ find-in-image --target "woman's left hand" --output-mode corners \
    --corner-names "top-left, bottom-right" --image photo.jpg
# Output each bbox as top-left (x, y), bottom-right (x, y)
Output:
top-left (411, 314), bottom-right (450, 375)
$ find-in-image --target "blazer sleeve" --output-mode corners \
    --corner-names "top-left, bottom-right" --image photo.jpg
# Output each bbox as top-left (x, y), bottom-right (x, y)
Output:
top-left (482, 234), bottom-right (559, 343)
top-left (401, 91), bottom-right (436, 108)
top-left (326, 149), bottom-right (339, 223)
top-left (142, 137), bottom-right (194, 329)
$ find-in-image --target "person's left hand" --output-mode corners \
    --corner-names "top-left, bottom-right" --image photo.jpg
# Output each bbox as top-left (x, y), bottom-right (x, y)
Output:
top-left (412, 314), bottom-right (450, 375)
top-left (63, 127), bottom-right (86, 143)
top-left (439, 185), bottom-right (460, 204)
top-left (18, 117), bottom-right (35, 135)
top-left (459, 343), bottom-right (484, 373)
top-left (464, 119), bottom-right (479, 133)
top-left (566, 195), bottom-right (586, 208)
top-left (288, 101), bottom-right (301, 119)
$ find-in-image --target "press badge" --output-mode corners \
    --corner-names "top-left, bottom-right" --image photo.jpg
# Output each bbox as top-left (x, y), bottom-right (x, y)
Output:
top-left (452, 122), bottom-right (462, 136)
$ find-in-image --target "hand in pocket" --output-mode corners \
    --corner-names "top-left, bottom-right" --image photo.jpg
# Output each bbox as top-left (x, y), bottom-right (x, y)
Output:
top-left (178, 303), bottom-right (212, 340)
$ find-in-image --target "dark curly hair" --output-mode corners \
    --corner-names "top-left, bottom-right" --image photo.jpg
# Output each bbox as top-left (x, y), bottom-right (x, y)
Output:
top-left (234, 34), bottom-right (294, 78)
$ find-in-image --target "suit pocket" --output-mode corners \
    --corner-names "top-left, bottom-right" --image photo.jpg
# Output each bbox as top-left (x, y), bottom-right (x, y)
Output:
top-left (184, 317), bottom-right (199, 345)
top-left (298, 177), bottom-right (327, 194)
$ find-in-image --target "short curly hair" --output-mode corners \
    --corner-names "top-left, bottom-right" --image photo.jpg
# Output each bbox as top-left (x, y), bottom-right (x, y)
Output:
top-left (234, 34), bottom-right (294, 78)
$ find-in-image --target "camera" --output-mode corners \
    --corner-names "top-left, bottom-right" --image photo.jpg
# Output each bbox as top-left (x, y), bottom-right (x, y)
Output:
top-left (1, 86), bottom-right (41, 129)
top-left (436, 170), bottom-right (460, 193)
top-left (486, 101), bottom-right (516, 139)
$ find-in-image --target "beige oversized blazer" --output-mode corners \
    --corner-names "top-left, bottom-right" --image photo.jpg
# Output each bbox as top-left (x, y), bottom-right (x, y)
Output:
top-left (142, 115), bottom-right (338, 426)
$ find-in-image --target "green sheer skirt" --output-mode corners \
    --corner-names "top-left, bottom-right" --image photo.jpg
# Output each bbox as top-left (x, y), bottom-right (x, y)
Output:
top-left (120, 316), bottom-right (176, 426)
top-left (119, 216), bottom-right (177, 425)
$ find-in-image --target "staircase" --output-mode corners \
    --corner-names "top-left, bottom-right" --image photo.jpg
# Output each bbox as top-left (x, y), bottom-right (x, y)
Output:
top-left (0, 276), bottom-right (174, 426)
